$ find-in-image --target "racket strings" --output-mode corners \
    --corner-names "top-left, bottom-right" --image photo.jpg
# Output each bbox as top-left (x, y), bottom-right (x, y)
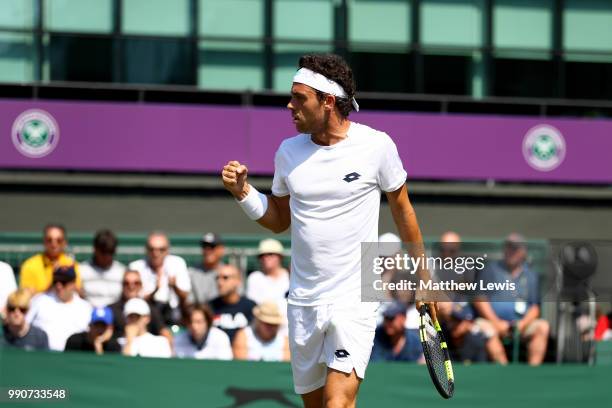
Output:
top-left (423, 314), bottom-right (452, 393)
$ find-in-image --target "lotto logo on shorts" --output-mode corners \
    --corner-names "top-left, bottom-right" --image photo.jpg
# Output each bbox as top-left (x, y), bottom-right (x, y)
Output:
top-left (334, 349), bottom-right (350, 358)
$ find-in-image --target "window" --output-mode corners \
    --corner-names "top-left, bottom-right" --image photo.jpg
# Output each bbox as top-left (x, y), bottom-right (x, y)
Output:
top-left (199, 0), bottom-right (264, 39)
top-left (0, 33), bottom-right (35, 83)
top-left (49, 35), bottom-right (114, 82)
top-left (349, 51), bottom-right (414, 93)
top-left (45, 0), bottom-right (113, 33)
top-left (493, 0), bottom-right (552, 52)
top-left (123, 38), bottom-right (194, 85)
top-left (421, 0), bottom-right (485, 48)
top-left (565, 61), bottom-right (612, 100)
top-left (274, 0), bottom-right (334, 42)
top-left (122, 0), bottom-right (190, 36)
top-left (199, 41), bottom-right (264, 90)
top-left (348, 0), bottom-right (411, 49)
top-left (493, 58), bottom-right (555, 97)
top-left (0, 0), bottom-right (35, 30)
top-left (423, 54), bottom-right (471, 95)
top-left (564, 0), bottom-right (612, 53)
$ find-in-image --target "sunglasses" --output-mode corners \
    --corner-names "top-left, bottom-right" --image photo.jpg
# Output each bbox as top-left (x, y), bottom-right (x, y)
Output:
top-left (123, 280), bottom-right (142, 286)
top-left (215, 275), bottom-right (233, 281)
top-left (7, 305), bottom-right (28, 314)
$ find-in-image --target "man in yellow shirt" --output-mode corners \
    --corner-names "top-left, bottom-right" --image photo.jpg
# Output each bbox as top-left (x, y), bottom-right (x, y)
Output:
top-left (20, 224), bottom-right (81, 293)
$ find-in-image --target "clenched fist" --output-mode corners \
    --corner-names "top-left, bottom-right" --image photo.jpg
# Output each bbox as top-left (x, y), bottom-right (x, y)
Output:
top-left (222, 160), bottom-right (250, 200)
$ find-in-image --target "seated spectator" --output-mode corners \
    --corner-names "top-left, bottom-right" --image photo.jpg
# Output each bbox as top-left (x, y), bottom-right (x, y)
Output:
top-left (437, 301), bottom-right (507, 364)
top-left (20, 224), bottom-right (82, 294)
top-left (0, 260), bottom-right (17, 317)
top-left (121, 298), bottom-right (172, 358)
top-left (371, 301), bottom-right (423, 363)
top-left (188, 233), bottom-right (225, 305)
top-left (80, 230), bottom-right (125, 307)
top-left (174, 304), bottom-right (232, 360)
top-left (108, 270), bottom-right (172, 344)
top-left (129, 232), bottom-right (191, 326)
top-left (433, 232), bottom-right (507, 364)
top-left (246, 239), bottom-right (289, 305)
top-left (65, 306), bottom-right (121, 355)
top-left (26, 266), bottom-right (92, 351)
top-left (474, 233), bottom-right (550, 365)
top-left (232, 301), bottom-right (290, 362)
top-left (209, 264), bottom-right (256, 343)
top-left (1, 289), bottom-right (48, 350)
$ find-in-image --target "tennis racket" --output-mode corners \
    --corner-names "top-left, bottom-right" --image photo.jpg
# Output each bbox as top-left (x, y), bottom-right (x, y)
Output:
top-left (419, 304), bottom-right (455, 399)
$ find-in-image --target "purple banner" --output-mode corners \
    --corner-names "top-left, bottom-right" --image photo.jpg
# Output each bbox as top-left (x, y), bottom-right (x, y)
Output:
top-left (1, 99), bottom-right (611, 183)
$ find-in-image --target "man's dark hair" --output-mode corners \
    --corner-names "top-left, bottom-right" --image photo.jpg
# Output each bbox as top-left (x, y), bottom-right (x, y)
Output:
top-left (93, 229), bottom-right (118, 254)
top-left (298, 54), bottom-right (356, 118)
top-left (43, 223), bottom-right (66, 238)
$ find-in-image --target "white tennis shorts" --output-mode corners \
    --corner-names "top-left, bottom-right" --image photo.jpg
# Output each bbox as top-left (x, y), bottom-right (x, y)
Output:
top-left (288, 301), bottom-right (379, 394)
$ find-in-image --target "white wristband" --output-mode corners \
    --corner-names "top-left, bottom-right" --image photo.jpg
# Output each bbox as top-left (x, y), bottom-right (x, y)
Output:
top-left (237, 186), bottom-right (268, 220)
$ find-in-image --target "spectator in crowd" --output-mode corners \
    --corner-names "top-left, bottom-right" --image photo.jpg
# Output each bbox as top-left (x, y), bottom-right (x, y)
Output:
top-left (0, 260), bottom-right (17, 317)
top-left (80, 230), bottom-right (125, 308)
top-left (474, 233), bottom-right (550, 365)
top-left (188, 233), bottom-right (225, 305)
top-left (121, 298), bottom-right (172, 358)
top-left (371, 301), bottom-right (423, 362)
top-left (129, 232), bottom-right (191, 326)
top-left (209, 264), bottom-right (256, 343)
top-left (20, 224), bottom-right (81, 294)
top-left (174, 304), bottom-right (232, 360)
top-left (65, 306), bottom-right (121, 355)
top-left (246, 238), bottom-right (289, 305)
top-left (108, 270), bottom-right (172, 344)
top-left (233, 301), bottom-right (290, 362)
top-left (26, 266), bottom-right (92, 351)
top-left (1, 289), bottom-right (48, 350)
top-left (434, 231), bottom-right (507, 364)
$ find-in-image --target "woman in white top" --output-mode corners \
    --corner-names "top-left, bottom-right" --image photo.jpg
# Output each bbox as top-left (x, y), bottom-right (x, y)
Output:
top-left (246, 239), bottom-right (289, 305)
top-left (174, 304), bottom-right (232, 360)
top-left (233, 301), bottom-right (290, 362)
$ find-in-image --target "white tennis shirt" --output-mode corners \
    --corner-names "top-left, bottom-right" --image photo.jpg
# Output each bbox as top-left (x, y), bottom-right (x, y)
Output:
top-left (272, 122), bottom-right (407, 306)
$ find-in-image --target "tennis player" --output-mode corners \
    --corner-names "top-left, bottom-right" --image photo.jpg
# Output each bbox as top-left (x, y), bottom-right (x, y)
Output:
top-left (222, 54), bottom-right (434, 408)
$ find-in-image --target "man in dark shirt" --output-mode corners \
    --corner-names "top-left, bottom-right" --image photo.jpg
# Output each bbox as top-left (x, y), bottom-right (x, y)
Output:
top-left (371, 301), bottom-right (423, 362)
top-left (1, 289), bottom-right (48, 351)
top-left (209, 264), bottom-right (255, 343)
top-left (108, 270), bottom-right (171, 343)
top-left (65, 306), bottom-right (121, 354)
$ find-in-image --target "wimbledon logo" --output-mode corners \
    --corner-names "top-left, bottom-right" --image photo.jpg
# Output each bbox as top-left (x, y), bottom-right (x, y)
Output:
top-left (11, 109), bottom-right (60, 158)
top-left (522, 124), bottom-right (566, 172)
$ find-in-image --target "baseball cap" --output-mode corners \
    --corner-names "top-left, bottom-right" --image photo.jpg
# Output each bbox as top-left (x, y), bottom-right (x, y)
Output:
top-left (258, 239), bottom-right (284, 256)
top-left (53, 265), bottom-right (77, 283)
top-left (90, 306), bottom-right (113, 325)
top-left (200, 232), bottom-right (222, 247)
top-left (123, 298), bottom-right (150, 317)
top-left (382, 301), bottom-right (408, 319)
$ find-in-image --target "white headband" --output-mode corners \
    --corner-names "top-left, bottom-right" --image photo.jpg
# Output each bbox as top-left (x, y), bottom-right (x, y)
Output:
top-left (293, 67), bottom-right (359, 112)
